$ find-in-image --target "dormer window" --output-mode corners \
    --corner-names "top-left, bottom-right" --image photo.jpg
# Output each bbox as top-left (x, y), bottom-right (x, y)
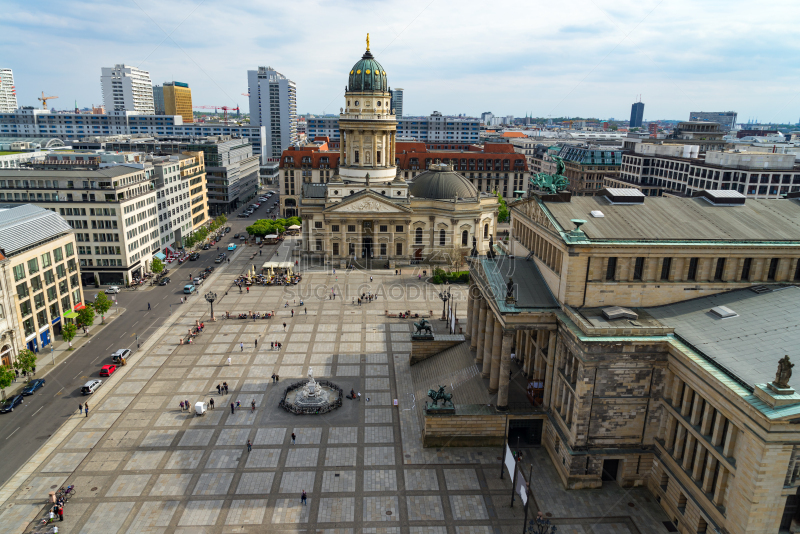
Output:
top-left (377, 101), bottom-right (381, 106)
top-left (354, 101), bottom-right (359, 106)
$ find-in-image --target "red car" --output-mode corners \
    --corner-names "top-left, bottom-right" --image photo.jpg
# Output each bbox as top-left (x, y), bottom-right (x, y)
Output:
top-left (99, 364), bottom-right (116, 377)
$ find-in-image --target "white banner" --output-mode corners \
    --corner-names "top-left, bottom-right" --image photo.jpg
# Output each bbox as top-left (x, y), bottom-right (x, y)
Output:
top-left (504, 445), bottom-right (515, 480)
top-left (515, 465), bottom-right (528, 505)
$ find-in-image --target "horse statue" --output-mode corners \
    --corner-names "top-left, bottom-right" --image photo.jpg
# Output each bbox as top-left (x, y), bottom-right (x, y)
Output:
top-left (530, 155), bottom-right (569, 194)
top-left (413, 317), bottom-right (432, 336)
top-left (427, 385), bottom-right (453, 406)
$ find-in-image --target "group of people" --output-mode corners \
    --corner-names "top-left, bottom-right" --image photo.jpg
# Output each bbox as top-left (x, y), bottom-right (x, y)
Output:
top-left (355, 292), bottom-right (377, 305)
top-left (216, 382), bottom-right (230, 395)
top-left (228, 311), bottom-right (274, 320)
top-left (270, 342), bottom-right (283, 350)
top-left (398, 311), bottom-right (420, 319)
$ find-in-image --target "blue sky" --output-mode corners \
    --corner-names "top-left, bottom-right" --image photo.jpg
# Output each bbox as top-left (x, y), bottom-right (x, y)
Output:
top-left (2, 0), bottom-right (799, 122)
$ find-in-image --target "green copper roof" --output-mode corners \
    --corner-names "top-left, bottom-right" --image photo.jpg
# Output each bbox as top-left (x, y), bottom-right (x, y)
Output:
top-left (348, 50), bottom-right (388, 92)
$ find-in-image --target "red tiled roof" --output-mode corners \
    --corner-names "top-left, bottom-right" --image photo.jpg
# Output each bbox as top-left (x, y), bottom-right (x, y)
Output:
top-left (502, 132), bottom-right (525, 138)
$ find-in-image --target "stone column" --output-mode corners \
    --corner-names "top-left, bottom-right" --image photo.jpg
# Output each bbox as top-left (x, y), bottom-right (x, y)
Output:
top-left (488, 318), bottom-right (503, 394)
top-left (543, 336), bottom-right (557, 409)
top-left (470, 294), bottom-right (482, 351)
top-left (481, 312), bottom-right (494, 377)
top-left (496, 329), bottom-right (514, 410)
top-left (466, 280), bottom-right (474, 340)
top-left (358, 130), bottom-right (364, 167)
top-left (475, 300), bottom-right (487, 361)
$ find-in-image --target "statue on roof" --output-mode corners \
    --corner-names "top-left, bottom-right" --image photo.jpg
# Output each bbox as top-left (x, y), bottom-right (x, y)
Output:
top-left (366, 33), bottom-right (370, 51)
top-left (506, 277), bottom-right (514, 299)
top-left (775, 355), bottom-right (794, 389)
top-left (470, 235), bottom-right (477, 257)
top-left (487, 234), bottom-right (496, 260)
top-left (531, 155), bottom-right (569, 194)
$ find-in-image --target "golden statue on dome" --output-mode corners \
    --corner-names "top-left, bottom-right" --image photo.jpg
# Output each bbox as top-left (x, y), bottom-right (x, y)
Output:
top-left (366, 33), bottom-right (370, 51)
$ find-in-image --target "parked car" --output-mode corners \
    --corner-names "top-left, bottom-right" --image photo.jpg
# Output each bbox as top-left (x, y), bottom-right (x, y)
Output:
top-left (233, 233), bottom-right (240, 239)
top-left (193, 277), bottom-right (204, 286)
top-left (111, 349), bottom-right (131, 364)
top-left (0, 395), bottom-right (23, 413)
top-left (189, 253), bottom-right (200, 261)
top-left (214, 257), bottom-right (223, 263)
top-left (239, 235), bottom-right (246, 241)
top-left (159, 277), bottom-right (171, 286)
top-left (225, 227), bottom-right (232, 233)
top-left (21, 379), bottom-right (45, 396)
top-left (184, 284), bottom-right (196, 294)
top-left (105, 286), bottom-right (121, 294)
top-left (99, 364), bottom-right (116, 377)
top-left (204, 266), bottom-right (215, 273)
top-left (227, 243), bottom-right (237, 251)
top-left (81, 379), bottom-right (103, 395)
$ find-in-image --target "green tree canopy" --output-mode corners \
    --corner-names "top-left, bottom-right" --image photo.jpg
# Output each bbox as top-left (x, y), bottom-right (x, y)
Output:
top-left (246, 217), bottom-right (301, 238)
top-left (151, 257), bottom-right (165, 274)
top-left (16, 349), bottom-right (36, 375)
top-left (62, 323), bottom-right (77, 347)
top-left (77, 306), bottom-right (96, 331)
top-left (495, 191), bottom-right (509, 223)
top-left (0, 365), bottom-right (14, 393)
top-left (93, 292), bottom-right (112, 323)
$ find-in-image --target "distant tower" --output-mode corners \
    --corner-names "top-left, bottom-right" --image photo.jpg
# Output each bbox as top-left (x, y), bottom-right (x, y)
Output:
top-left (630, 98), bottom-right (645, 128)
top-left (390, 88), bottom-right (404, 118)
top-left (339, 36), bottom-right (397, 184)
top-left (247, 67), bottom-right (297, 157)
top-left (101, 64), bottom-right (155, 114)
top-left (0, 68), bottom-right (18, 112)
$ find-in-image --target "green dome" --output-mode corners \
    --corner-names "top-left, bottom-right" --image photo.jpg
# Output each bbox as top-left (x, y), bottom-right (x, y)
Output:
top-left (348, 50), bottom-right (388, 92)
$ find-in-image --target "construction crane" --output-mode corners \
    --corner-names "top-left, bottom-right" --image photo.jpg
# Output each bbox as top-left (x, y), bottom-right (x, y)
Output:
top-left (38, 91), bottom-right (58, 110)
top-left (192, 105), bottom-right (240, 122)
top-left (241, 93), bottom-right (250, 97)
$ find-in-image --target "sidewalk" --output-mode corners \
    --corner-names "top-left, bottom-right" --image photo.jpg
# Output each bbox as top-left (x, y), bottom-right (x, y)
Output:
top-left (1, 306), bottom-right (126, 399)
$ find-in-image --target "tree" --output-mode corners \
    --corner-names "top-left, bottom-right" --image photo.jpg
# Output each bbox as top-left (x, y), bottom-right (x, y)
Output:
top-left (0, 365), bottom-right (15, 397)
top-left (16, 349), bottom-right (36, 377)
top-left (93, 292), bottom-right (112, 323)
top-left (62, 323), bottom-right (77, 349)
top-left (151, 257), bottom-right (165, 275)
top-left (495, 191), bottom-right (509, 223)
top-left (77, 306), bottom-right (96, 333)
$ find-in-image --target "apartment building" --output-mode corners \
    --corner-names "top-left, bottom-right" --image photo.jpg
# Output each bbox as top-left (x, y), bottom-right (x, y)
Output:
top-left (306, 112), bottom-right (481, 144)
top-left (306, 117), bottom-right (340, 140)
top-left (462, 188), bottom-right (800, 533)
top-left (0, 109), bottom-right (268, 163)
top-left (557, 145), bottom-right (622, 196)
top-left (390, 88), bottom-right (404, 118)
top-left (0, 162), bottom-right (159, 285)
top-left (279, 138), bottom-right (339, 218)
top-left (162, 82), bottom-right (193, 124)
top-left (100, 64), bottom-right (155, 114)
top-left (0, 68), bottom-right (17, 113)
top-left (617, 143), bottom-right (800, 198)
top-left (689, 111), bottom-right (737, 131)
top-left (247, 67), bottom-right (297, 158)
top-left (0, 204), bottom-right (83, 354)
top-left (150, 152), bottom-right (208, 251)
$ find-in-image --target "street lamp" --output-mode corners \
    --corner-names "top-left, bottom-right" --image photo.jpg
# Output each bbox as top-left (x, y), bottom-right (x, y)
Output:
top-left (438, 281), bottom-right (451, 322)
top-left (205, 292), bottom-right (218, 320)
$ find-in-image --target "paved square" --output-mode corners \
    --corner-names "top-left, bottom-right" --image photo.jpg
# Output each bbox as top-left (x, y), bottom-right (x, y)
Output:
top-left (280, 471), bottom-right (316, 493)
top-left (322, 470), bottom-right (357, 492)
top-left (364, 469), bottom-right (398, 491)
top-left (363, 496), bottom-right (399, 521)
top-left (318, 497), bottom-right (356, 522)
top-left (444, 468), bottom-right (481, 490)
top-left (407, 495), bottom-right (445, 521)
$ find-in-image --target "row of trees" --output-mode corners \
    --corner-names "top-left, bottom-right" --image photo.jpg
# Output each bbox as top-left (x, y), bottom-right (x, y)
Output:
top-left (184, 214), bottom-right (228, 248)
top-left (0, 293), bottom-right (115, 394)
top-left (245, 216), bottom-right (301, 238)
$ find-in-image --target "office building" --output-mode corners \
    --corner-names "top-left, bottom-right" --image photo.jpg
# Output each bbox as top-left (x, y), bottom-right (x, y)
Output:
top-left (306, 112), bottom-right (480, 144)
top-left (163, 82), bottom-right (193, 123)
top-left (390, 88), bottom-right (404, 118)
top-left (0, 68), bottom-right (17, 113)
top-left (689, 111), bottom-right (737, 131)
top-left (630, 101), bottom-right (645, 128)
top-left (152, 85), bottom-right (165, 115)
top-left (149, 152), bottom-right (207, 250)
top-left (460, 190), bottom-right (800, 534)
top-left (0, 204), bottom-right (84, 354)
top-left (481, 112), bottom-right (494, 124)
top-left (101, 64), bottom-right (156, 114)
top-left (247, 66), bottom-right (297, 158)
top-left (556, 145), bottom-right (622, 196)
top-left (306, 117), bottom-right (340, 140)
top-left (616, 143), bottom-right (800, 198)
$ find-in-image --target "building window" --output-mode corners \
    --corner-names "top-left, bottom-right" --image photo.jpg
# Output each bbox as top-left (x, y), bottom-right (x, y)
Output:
top-left (484, 223), bottom-right (489, 239)
top-left (660, 258), bottom-right (672, 281)
top-left (741, 258), bottom-right (752, 280)
top-left (380, 243), bottom-right (387, 256)
top-left (687, 258), bottom-right (699, 281)
top-left (27, 258), bottom-right (39, 274)
top-left (396, 225), bottom-right (403, 232)
top-left (795, 260), bottom-right (800, 281)
top-left (714, 258), bottom-right (726, 281)
top-left (16, 283), bottom-right (28, 299)
top-left (348, 225), bottom-right (356, 232)
top-left (41, 252), bottom-right (52, 268)
top-left (354, 150), bottom-right (359, 163)
top-left (767, 258), bottom-right (779, 281)
top-left (416, 227), bottom-right (423, 244)
top-left (314, 221), bottom-right (323, 229)
top-left (396, 242), bottom-right (403, 256)
top-left (633, 257), bottom-right (644, 280)
top-left (53, 247), bottom-right (63, 262)
top-left (332, 242), bottom-right (339, 256)
top-left (332, 225), bottom-right (340, 232)
top-left (439, 229), bottom-right (446, 246)
top-left (379, 225), bottom-right (388, 233)
top-left (13, 264), bottom-right (24, 282)
top-left (605, 257), bottom-right (617, 281)
top-left (462, 230), bottom-right (468, 246)
top-left (315, 240), bottom-right (323, 252)
top-left (65, 243), bottom-right (74, 257)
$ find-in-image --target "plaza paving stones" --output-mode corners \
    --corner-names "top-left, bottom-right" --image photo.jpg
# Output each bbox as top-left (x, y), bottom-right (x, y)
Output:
top-left (0, 271), bottom-right (670, 534)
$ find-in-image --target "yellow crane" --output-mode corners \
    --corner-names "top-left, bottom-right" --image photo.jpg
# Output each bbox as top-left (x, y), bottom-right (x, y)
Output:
top-left (37, 91), bottom-right (58, 110)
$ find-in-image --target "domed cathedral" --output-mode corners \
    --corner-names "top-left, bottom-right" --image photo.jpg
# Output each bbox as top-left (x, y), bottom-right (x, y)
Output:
top-left (298, 36), bottom-right (499, 269)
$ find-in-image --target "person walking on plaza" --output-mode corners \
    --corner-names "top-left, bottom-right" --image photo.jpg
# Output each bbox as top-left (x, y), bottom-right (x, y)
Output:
top-left (147, 302), bottom-right (151, 310)
top-left (78, 402), bottom-right (82, 415)
top-left (209, 398), bottom-right (215, 410)
top-left (217, 383), bottom-right (222, 394)
top-left (231, 402), bottom-right (235, 414)
top-left (180, 400), bottom-right (184, 411)
top-left (240, 342), bottom-right (244, 352)
top-left (283, 322), bottom-right (287, 331)
top-left (291, 432), bottom-right (296, 444)
top-left (247, 439), bottom-right (252, 452)
top-left (301, 490), bottom-right (307, 506)
top-left (84, 402), bottom-right (89, 417)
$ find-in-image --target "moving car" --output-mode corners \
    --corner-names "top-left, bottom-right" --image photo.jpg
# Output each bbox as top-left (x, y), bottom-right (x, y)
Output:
top-left (202, 244), bottom-right (210, 250)
top-left (111, 349), bottom-right (131, 364)
top-left (21, 379), bottom-right (45, 396)
top-left (99, 364), bottom-right (116, 377)
top-left (81, 379), bottom-right (102, 395)
top-left (227, 243), bottom-right (237, 251)
top-left (193, 277), bottom-right (204, 286)
top-left (225, 227), bottom-right (232, 233)
top-left (204, 266), bottom-right (215, 273)
top-left (0, 395), bottom-right (23, 413)
top-left (158, 277), bottom-right (171, 286)
top-left (233, 233), bottom-right (240, 239)
top-left (189, 253), bottom-right (200, 261)
top-left (239, 235), bottom-right (246, 240)
top-left (184, 284), bottom-right (196, 294)
top-left (214, 256), bottom-right (223, 263)
top-left (105, 286), bottom-right (121, 294)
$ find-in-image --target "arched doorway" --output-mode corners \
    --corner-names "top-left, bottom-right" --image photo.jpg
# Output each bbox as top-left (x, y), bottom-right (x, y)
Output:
top-left (0, 344), bottom-right (11, 367)
top-left (461, 230), bottom-right (468, 246)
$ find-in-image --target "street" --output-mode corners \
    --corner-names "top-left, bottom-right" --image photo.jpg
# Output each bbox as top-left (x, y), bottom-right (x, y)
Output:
top-left (0, 189), bottom-right (281, 487)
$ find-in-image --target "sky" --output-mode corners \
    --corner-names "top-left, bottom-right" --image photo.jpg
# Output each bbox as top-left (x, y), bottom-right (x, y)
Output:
top-left (3, 0), bottom-right (799, 123)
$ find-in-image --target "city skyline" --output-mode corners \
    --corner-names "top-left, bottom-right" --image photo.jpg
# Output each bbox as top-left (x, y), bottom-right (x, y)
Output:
top-left (2, 0), bottom-right (799, 122)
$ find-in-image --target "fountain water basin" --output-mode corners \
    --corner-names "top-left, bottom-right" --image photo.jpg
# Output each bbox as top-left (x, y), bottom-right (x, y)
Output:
top-left (279, 368), bottom-right (343, 415)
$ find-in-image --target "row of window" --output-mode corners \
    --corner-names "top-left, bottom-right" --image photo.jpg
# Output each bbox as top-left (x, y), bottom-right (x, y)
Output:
top-left (604, 256), bottom-right (800, 282)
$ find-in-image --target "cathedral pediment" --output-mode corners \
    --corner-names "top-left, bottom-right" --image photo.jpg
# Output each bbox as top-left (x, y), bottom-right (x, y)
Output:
top-left (325, 191), bottom-right (412, 214)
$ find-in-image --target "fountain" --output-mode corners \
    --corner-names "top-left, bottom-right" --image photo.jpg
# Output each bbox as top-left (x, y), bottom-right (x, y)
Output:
top-left (279, 368), bottom-right (343, 415)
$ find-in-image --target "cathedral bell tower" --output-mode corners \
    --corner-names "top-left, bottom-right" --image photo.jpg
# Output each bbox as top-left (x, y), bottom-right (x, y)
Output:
top-left (338, 35), bottom-right (398, 185)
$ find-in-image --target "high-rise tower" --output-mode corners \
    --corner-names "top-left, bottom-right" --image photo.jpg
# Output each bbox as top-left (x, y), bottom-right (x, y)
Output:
top-left (0, 68), bottom-right (18, 113)
top-left (630, 100), bottom-right (645, 128)
top-left (101, 64), bottom-right (155, 114)
top-left (339, 37), bottom-right (397, 184)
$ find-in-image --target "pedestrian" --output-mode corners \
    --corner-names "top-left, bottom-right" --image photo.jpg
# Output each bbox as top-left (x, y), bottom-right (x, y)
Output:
top-left (147, 302), bottom-right (151, 310)
top-left (271, 373), bottom-right (275, 382)
top-left (58, 505), bottom-right (63, 521)
top-left (209, 398), bottom-right (215, 410)
top-left (78, 402), bottom-right (82, 415)
top-left (185, 400), bottom-right (189, 411)
top-left (231, 402), bottom-right (235, 414)
top-left (247, 287), bottom-right (249, 293)
top-left (301, 490), bottom-right (307, 505)
top-left (283, 322), bottom-right (287, 331)
top-left (180, 400), bottom-right (185, 411)
top-left (227, 357), bottom-right (232, 366)
top-left (217, 383), bottom-right (222, 394)
top-left (370, 276), bottom-right (373, 282)
top-left (357, 392), bottom-right (361, 401)
top-left (291, 432), bottom-right (296, 445)
top-left (255, 339), bottom-right (258, 348)
top-left (224, 382), bottom-right (229, 394)
top-left (251, 399), bottom-right (256, 412)
top-left (304, 307), bottom-right (307, 315)
top-left (276, 374), bottom-right (280, 381)
top-left (240, 342), bottom-right (244, 352)
top-left (247, 439), bottom-right (252, 452)
top-left (271, 342), bottom-right (274, 350)
top-left (84, 403), bottom-right (89, 416)
top-left (291, 309), bottom-right (294, 317)
top-left (395, 269), bottom-right (398, 275)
